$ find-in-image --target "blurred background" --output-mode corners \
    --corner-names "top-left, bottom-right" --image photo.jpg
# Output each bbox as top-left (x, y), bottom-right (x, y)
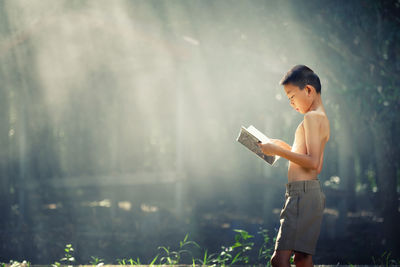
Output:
top-left (0, 0), bottom-right (399, 264)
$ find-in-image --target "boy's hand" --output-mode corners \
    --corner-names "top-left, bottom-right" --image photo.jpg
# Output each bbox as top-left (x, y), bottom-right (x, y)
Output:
top-left (257, 141), bottom-right (278, 156)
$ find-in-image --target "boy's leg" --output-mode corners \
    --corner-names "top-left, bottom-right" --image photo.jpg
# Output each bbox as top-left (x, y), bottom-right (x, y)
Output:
top-left (271, 249), bottom-right (293, 267)
top-left (293, 251), bottom-right (313, 267)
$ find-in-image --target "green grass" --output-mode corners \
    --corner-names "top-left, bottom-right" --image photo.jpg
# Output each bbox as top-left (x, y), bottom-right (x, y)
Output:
top-left (1, 227), bottom-right (276, 266)
top-left (1, 227), bottom-right (399, 266)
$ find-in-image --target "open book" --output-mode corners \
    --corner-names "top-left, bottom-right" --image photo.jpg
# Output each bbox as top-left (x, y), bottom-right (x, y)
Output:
top-left (236, 125), bottom-right (280, 165)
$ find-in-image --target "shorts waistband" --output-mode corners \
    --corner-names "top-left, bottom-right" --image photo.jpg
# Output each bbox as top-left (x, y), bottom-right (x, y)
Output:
top-left (285, 179), bottom-right (321, 193)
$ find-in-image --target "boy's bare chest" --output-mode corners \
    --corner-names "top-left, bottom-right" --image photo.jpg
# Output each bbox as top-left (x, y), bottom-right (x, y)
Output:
top-left (292, 122), bottom-right (306, 153)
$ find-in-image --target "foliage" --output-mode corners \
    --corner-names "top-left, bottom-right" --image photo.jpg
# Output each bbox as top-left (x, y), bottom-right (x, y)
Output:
top-left (372, 251), bottom-right (400, 267)
top-left (0, 229), bottom-right (399, 266)
top-left (3, 261), bottom-right (30, 267)
top-left (157, 233), bottom-right (200, 265)
top-left (52, 243), bottom-right (75, 267)
top-left (257, 228), bottom-right (280, 266)
top-left (208, 229), bottom-right (255, 266)
top-left (153, 227), bottom-right (275, 266)
top-left (89, 256), bottom-right (104, 266)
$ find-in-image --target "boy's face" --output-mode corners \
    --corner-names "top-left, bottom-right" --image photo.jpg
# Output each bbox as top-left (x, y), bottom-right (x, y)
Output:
top-left (283, 83), bottom-right (312, 114)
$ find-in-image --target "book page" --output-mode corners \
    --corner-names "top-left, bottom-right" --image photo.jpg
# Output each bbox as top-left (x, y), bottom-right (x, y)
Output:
top-left (246, 125), bottom-right (270, 143)
top-left (236, 125), bottom-right (279, 165)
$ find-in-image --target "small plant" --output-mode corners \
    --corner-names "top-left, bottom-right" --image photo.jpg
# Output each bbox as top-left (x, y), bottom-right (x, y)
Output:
top-left (52, 243), bottom-right (75, 267)
top-left (210, 244), bottom-right (234, 266)
top-left (129, 257), bottom-right (141, 265)
top-left (230, 229), bottom-right (255, 264)
top-left (116, 257), bottom-right (138, 265)
top-left (116, 258), bottom-right (127, 265)
top-left (257, 227), bottom-right (276, 266)
top-left (158, 245), bottom-right (177, 264)
top-left (157, 233), bottom-right (200, 265)
top-left (208, 228), bottom-right (256, 266)
top-left (89, 256), bottom-right (104, 266)
top-left (195, 248), bottom-right (214, 266)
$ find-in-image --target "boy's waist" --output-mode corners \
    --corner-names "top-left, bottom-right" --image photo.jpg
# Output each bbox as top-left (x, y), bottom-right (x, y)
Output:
top-left (285, 179), bottom-right (321, 193)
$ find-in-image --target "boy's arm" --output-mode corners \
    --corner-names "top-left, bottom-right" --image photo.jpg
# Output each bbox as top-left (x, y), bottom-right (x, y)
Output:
top-left (270, 139), bottom-right (292, 151)
top-left (273, 113), bottom-right (321, 169)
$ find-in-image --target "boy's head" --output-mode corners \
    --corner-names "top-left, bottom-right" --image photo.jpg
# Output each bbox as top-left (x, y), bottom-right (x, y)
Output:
top-left (279, 65), bottom-right (321, 114)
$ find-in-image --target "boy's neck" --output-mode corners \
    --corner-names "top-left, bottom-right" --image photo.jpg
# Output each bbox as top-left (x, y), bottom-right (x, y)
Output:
top-left (306, 93), bottom-right (324, 113)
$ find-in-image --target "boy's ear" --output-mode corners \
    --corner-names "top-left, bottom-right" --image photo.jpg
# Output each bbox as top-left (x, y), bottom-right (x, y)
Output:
top-left (305, 85), bottom-right (314, 95)
top-left (305, 85), bottom-right (310, 95)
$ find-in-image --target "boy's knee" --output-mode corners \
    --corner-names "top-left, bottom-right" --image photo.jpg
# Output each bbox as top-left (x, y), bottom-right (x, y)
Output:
top-left (270, 254), bottom-right (280, 267)
top-left (271, 250), bottom-right (290, 267)
top-left (293, 251), bottom-right (312, 263)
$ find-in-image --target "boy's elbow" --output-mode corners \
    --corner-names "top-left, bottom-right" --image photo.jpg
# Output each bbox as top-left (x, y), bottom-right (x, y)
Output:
top-left (311, 160), bottom-right (319, 170)
top-left (310, 158), bottom-right (319, 170)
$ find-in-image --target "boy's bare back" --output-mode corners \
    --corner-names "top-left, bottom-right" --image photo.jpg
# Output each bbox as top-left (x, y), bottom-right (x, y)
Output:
top-left (288, 108), bottom-right (330, 182)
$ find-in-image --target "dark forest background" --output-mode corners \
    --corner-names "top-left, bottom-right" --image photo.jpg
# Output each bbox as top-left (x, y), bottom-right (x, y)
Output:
top-left (0, 0), bottom-right (399, 264)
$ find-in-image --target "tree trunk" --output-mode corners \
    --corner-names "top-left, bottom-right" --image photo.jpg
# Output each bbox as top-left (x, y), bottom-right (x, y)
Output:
top-left (371, 121), bottom-right (400, 253)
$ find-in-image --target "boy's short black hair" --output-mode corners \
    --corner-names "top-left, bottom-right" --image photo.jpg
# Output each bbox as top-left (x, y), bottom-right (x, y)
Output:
top-left (279, 65), bottom-right (321, 94)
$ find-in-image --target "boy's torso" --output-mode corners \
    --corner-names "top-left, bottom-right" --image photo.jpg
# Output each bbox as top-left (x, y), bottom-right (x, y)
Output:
top-left (288, 110), bottom-right (330, 182)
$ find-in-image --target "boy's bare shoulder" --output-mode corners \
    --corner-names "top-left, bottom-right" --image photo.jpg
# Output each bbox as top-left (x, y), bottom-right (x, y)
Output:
top-left (304, 110), bottom-right (329, 123)
top-left (304, 110), bottom-right (326, 119)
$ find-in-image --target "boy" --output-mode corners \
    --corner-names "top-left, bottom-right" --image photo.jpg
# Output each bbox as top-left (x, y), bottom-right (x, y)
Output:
top-left (257, 65), bottom-right (330, 267)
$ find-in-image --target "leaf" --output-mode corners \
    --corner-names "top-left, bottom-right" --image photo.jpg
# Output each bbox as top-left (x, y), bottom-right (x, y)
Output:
top-left (178, 249), bottom-right (192, 256)
top-left (185, 240), bottom-right (201, 249)
top-left (203, 249), bottom-right (208, 264)
top-left (158, 246), bottom-right (169, 254)
top-left (234, 234), bottom-right (240, 242)
top-left (231, 252), bottom-right (242, 264)
top-left (231, 242), bottom-right (242, 249)
top-left (149, 254), bottom-right (159, 265)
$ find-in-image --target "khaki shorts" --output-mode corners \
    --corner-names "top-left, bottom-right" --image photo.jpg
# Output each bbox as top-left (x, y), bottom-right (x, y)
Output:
top-left (274, 179), bottom-right (326, 255)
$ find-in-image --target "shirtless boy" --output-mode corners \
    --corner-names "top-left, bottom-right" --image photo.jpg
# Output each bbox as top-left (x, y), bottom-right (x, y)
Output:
top-left (257, 65), bottom-right (330, 267)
